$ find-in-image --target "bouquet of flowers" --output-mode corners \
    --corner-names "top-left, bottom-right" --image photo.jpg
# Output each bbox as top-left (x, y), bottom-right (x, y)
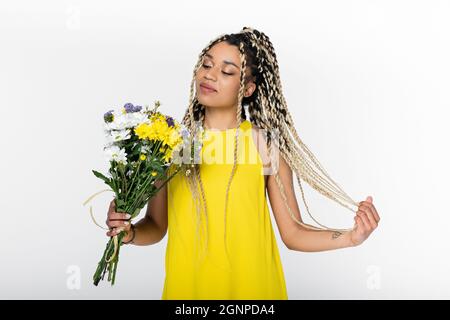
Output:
top-left (89, 101), bottom-right (201, 286)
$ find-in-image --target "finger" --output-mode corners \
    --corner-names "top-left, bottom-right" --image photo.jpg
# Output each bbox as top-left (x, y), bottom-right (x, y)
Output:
top-left (106, 228), bottom-right (121, 237)
top-left (109, 212), bottom-right (131, 220)
top-left (355, 215), bottom-right (364, 232)
top-left (361, 203), bottom-right (379, 224)
top-left (109, 199), bottom-right (116, 210)
top-left (361, 207), bottom-right (378, 229)
top-left (359, 204), bottom-right (378, 228)
top-left (359, 200), bottom-right (372, 208)
top-left (112, 227), bottom-right (126, 235)
top-left (107, 227), bottom-right (126, 237)
top-left (106, 219), bottom-right (130, 228)
top-left (353, 215), bottom-right (359, 229)
top-left (359, 204), bottom-right (372, 218)
top-left (356, 210), bottom-right (370, 231)
top-left (371, 204), bottom-right (380, 222)
top-left (358, 201), bottom-right (368, 212)
top-left (360, 200), bottom-right (379, 223)
top-left (357, 210), bottom-right (372, 232)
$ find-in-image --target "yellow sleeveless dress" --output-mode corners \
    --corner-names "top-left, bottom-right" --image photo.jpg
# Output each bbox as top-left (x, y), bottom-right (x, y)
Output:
top-left (162, 119), bottom-right (288, 300)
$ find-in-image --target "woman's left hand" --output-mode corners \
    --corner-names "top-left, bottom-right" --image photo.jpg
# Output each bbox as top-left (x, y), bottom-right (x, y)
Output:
top-left (349, 196), bottom-right (380, 246)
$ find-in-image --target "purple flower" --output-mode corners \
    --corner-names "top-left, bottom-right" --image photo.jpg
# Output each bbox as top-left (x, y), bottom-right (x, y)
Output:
top-left (104, 110), bottom-right (114, 123)
top-left (166, 116), bottom-right (175, 127)
top-left (123, 103), bottom-right (135, 113)
top-left (123, 103), bottom-right (142, 113)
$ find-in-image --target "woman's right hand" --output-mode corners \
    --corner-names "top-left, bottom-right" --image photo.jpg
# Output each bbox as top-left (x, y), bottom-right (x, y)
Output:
top-left (106, 199), bottom-right (132, 238)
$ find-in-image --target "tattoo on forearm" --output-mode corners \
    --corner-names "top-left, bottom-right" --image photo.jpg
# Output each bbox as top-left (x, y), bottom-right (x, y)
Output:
top-left (332, 231), bottom-right (342, 239)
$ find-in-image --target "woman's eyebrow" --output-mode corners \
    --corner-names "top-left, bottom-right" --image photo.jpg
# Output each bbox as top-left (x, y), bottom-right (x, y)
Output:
top-left (204, 53), bottom-right (239, 69)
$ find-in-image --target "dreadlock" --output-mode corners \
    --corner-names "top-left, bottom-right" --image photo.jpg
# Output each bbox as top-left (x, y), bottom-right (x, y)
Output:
top-left (180, 27), bottom-right (360, 267)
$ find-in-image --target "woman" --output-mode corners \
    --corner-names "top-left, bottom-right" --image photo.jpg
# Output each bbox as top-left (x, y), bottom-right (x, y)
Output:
top-left (105, 27), bottom-right (380, 299)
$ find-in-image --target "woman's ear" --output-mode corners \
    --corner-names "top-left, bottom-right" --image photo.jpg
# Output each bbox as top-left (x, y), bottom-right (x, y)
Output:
top-left (244, 82), bottom-right (256, 98)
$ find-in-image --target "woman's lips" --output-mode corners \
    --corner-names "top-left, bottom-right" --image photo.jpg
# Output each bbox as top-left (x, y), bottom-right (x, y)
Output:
top-left (199, 84), bottom-right (217, 94)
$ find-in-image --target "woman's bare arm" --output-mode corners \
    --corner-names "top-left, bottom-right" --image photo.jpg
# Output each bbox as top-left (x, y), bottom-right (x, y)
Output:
top-left (261, 133), bottom-right (379, 252)
top-left (265, 153), bottom-right (353, 252)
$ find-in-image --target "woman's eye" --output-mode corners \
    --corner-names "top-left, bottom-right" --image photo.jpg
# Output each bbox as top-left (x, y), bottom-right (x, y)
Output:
top-left (202, 64), bottom-right (233, 76)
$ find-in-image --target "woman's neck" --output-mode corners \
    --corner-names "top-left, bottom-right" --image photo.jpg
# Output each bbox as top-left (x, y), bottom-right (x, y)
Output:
top-left (203, 106), bottom-right (239, 130)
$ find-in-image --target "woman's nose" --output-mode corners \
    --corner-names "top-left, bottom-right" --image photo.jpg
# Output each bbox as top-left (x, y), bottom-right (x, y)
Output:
top-left (204, 68), bottom-right (218, 80)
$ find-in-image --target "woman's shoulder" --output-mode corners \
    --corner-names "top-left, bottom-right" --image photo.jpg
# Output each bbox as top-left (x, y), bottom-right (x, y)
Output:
top-left (248, 123), bottom-right (273, 170)
top-left (248, 122), bottom-right (266, 146)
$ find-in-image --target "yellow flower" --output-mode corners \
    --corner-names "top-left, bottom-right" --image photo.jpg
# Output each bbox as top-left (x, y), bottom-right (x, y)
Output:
top-left (140, 154), bottom-right (147, 161)
top-left (150, 113), bottom-right (166, 123)
top-left (166, 128), bottom-right (182, 149)
top-left (134, 114), bottom-right (182, 151)
top-left (151, 171), bottom-right (157, 176)
top-left (162, 148), bottom-right (173, 162)
top-left (147, 117), bottom-right (170, 142)
top-left (134, 123), bottom-right (151, 140)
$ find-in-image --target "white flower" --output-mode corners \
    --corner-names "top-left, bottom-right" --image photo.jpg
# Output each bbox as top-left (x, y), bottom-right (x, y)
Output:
top-left (129, 112), bottom-right (150, 126)
top-left (104, 129), bottom-right (131, 146)
top-left (103, 109), bottom-right (150, 132)
top-left (103, 112), bottom-right (130, 131)
top-left (104, 145), bottom-right (127, 164)
top-left (140, 145), bottom-right (151, 154)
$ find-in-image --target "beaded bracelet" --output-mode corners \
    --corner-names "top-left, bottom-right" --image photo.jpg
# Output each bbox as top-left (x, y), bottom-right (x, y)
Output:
top-left (122, 223), bottom-right (136, 245)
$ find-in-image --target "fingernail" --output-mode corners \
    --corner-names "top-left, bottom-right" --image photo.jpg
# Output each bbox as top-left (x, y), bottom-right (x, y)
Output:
top-left (125, 214), bottom-right (131, 219)
top-left (124, 221), bottom-right (129, 226)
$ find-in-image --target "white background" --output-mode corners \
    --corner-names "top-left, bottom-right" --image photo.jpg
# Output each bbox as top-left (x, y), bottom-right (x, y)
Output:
top-left (1, 0), bottom-right (449, 299)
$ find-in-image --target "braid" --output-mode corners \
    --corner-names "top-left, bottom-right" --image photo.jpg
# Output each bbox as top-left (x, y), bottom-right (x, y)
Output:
top-left (222, 41), bottom-right (247, 269)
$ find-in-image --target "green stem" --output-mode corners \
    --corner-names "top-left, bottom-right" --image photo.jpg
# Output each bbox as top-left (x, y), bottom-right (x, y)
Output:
top-left (126, 173), bottom-right (156, 215)
top-left (128, 164), bottom-right (181, 216)
top-left (119, 164), bottom-right (127, 195)
top-left (125, 160), bottom-right (142, 202)
top-left (93, 236), bottom-right (114, 286)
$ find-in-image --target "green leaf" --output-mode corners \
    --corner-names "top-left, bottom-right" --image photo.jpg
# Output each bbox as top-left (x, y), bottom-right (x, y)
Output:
top-left (92, 170), bottom-right (111, 184)
top-left (115, 198), bottom-right (126, 209)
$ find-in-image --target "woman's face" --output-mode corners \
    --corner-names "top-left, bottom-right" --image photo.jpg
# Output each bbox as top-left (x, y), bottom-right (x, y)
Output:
top-left (195, 41), bottom-right (255, 109)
